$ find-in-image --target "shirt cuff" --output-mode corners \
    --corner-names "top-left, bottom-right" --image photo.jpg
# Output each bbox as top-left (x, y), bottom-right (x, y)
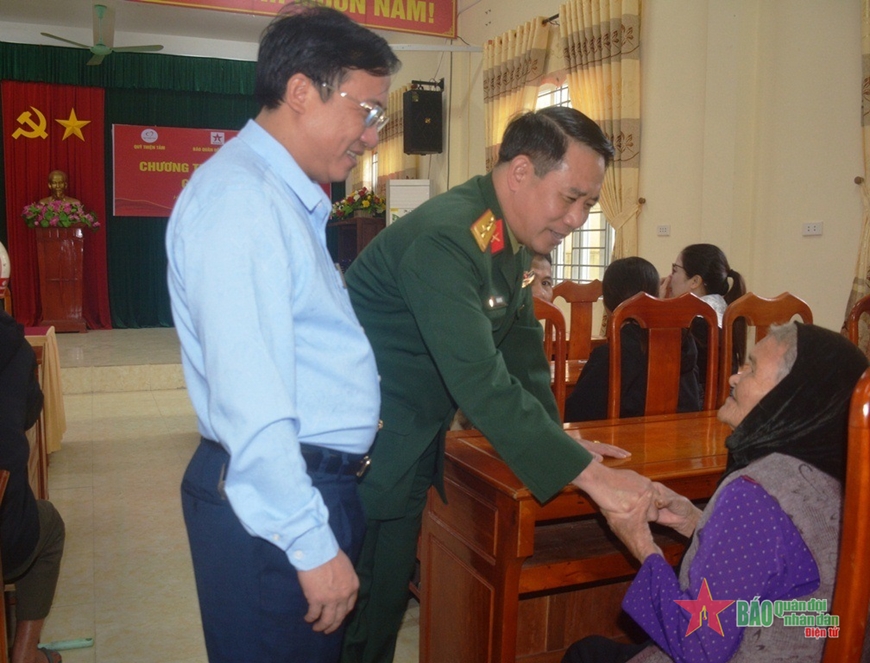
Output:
top-left (283, 520), bottom-right (341, 572)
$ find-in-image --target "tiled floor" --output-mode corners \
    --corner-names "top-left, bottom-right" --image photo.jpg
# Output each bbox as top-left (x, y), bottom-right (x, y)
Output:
top-left (40, 330), bottom-right (420, 662)
top-left (56, 329), bottom-right (186, 394)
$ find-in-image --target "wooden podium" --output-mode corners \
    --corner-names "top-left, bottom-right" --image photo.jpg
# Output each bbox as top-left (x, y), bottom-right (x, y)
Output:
top-left (35, 226), bottom-right (87, 332)
top-left (328, 213), bottom-right (386, 263)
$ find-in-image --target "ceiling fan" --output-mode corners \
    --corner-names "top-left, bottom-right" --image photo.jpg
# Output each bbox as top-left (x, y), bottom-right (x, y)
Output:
top-left (41, 2), bottom-right (164, 66)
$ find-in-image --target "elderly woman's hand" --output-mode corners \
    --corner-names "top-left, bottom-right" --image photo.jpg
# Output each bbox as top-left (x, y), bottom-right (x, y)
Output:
top-left (652, 482), bottom-right (702, 538)
top-left (572, 464), bottom-right (655, 517)
top-left (602, 488), bottom-right (663, 563)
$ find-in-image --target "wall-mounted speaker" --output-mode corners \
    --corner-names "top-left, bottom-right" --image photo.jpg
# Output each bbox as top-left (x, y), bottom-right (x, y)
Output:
top-left (403, 89), bottom-right (443, 155)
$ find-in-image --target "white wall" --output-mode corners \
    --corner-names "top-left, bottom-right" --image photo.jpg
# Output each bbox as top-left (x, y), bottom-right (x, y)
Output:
top-left (639, 0), bottom-right (863, 331)
top-left (0, 20), bottom-right (260, 60)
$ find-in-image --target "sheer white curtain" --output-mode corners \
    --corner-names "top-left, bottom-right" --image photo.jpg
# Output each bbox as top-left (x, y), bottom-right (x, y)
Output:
top-left (560, 0), bottom-right (642, 260)
top-left (347, 85), bottom-right (418, 196)
top-left (483, 18), bottom-right (551, 171)
top-left (844, 0), bottom-right (870, 354)
top-left (348, 156), bottom-right (368, 192)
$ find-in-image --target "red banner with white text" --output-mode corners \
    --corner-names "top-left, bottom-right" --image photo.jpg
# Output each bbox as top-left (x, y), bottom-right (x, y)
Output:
top-left (128, 0), bottom-right (457, 38)
top-left (1, 81), bottom-right (112, 328)
top-left (112, 124), bottom-right (239, 217)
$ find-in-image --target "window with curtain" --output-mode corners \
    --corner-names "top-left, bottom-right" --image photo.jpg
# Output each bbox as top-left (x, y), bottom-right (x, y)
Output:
top-left (352, 149), bottom-right (378, 192)
top-left (535, 83), bottom-right (613, 283)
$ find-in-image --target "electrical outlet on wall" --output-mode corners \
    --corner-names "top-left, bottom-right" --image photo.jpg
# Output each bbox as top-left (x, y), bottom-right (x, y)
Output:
top-left (802, 222), bottom-right (824, 236)
top-left (656, 225), bottom-right (670, 237)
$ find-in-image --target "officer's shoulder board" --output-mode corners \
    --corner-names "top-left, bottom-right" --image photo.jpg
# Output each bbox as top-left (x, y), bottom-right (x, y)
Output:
top-left (470, 210), bottom-right (504, 254)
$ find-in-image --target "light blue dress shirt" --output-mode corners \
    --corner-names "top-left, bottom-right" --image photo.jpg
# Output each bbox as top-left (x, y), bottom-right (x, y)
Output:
top-left (166, 119), bottom-right (381, 571)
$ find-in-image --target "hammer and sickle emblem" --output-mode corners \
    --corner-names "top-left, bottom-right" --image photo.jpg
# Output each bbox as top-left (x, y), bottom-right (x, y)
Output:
top-left (12, 107), bottom-right (48, 140)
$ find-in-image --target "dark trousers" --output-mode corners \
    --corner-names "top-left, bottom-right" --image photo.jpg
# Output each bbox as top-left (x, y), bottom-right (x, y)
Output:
top-left (562, 636), bottom-right (650, 663)
top-left (341, 442), bottom-right (438, 663)
top-left (182, 438), bottom-right (366, 663)
top-left (4, 500), bottom-right (65, 621)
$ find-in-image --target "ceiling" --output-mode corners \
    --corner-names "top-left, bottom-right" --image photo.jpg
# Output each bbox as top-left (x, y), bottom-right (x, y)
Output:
top-left (1, 0), bottom-right (307, 46)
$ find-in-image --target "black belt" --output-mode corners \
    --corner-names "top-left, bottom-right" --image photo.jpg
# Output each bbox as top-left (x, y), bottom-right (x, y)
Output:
top-left (300, 443), bottom-right (371, 479)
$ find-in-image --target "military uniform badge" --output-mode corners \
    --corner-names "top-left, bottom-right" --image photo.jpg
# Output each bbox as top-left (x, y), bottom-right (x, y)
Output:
top-left (470, 210), bottom-right (504, 254)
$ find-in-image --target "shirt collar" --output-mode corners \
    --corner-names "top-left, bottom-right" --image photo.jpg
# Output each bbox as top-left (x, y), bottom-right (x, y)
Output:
top-left (241, 119), bottom-right (332, 223)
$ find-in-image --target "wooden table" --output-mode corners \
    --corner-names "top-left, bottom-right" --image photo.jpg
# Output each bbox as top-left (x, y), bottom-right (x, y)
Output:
top-left (23, 326), bottom-right (66, 500)
top-left (25, 326), bottom-right (66, 454)
top-left (419, 411), bottom-right (730, 663)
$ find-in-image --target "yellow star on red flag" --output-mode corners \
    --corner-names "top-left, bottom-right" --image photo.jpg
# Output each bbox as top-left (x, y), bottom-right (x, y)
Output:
top-left (55, 108), bottom-right (91, 141)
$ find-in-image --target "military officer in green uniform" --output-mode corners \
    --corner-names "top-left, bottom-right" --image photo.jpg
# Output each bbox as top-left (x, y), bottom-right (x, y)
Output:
top-left (341, 107), bottom-right (652, 663)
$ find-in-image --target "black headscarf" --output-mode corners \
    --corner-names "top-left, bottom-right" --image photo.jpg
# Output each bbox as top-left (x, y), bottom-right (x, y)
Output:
top-left (723, 323), bottom-right (869, 484)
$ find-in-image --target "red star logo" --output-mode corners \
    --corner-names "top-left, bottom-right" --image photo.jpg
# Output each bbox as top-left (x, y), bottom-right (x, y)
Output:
top-left (674, 578), bottom-right (735, 637)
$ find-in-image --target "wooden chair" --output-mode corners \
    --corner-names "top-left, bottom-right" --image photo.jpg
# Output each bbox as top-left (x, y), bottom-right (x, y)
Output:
top-left (552, 279), bottom-right (603, 361)
top-left (822, 367), bottom-right (870, 662)
top-left (0, 469), bottom-right (10, 663)
top-left (608, 292), bottom-right (719, 419)
top-left (846, 293), bottom-right (870, 346)
top-left (719, 292), bottom-right (813, 406)
top-left (534, 296), bottom-right (567, 419)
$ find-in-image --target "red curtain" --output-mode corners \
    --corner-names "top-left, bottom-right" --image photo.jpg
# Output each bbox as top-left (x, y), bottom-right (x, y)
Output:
top-left (2, 81), bottom-right (112, 329)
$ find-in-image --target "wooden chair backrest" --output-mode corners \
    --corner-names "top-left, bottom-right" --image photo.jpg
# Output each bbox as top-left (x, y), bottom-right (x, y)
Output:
top-left (846, 293), bottom-right (870, 346)
top-left (822, 367), bottom-right (870, 662)
top-left (608, 292), bottom-right (719, 419)
top-left (552, 279), bottom-right (603, 361)
top-left (534, 296), bottom-right (567, 419)
top-left (719, 292), bottom-right (813, 406)
top-left (0, 468), bottom-right (10, 663)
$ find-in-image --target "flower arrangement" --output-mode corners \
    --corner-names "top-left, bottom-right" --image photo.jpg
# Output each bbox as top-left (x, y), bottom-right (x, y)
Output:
top-left (330, 187), bottom-right (385, 220)
top-left (22, 200), bottom-right (100, 231)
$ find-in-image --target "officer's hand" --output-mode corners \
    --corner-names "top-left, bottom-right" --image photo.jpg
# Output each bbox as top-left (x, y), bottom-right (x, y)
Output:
top-left (565, 430), bottom-right (631, 462)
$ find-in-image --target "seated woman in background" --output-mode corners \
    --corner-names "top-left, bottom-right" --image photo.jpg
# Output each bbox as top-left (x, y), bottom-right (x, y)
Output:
top-left (661, 244), bottom-right (747, 395)
top-left (563, 323), bottom-right (868, 663)
top-left (564, 257), bottom-right (701, 422)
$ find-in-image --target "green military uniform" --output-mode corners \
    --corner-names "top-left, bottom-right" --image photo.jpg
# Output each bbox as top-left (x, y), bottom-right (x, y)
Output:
top-left (341, 172), bottom-right (594, 663)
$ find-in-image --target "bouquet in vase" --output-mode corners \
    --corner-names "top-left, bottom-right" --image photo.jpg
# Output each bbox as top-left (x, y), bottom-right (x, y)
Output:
top-left (22, 200), bottom-right (100, 230)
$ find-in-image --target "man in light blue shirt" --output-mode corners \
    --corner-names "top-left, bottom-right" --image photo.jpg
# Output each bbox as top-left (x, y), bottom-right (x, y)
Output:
top-left (165, 6), bottom-right (400, 662)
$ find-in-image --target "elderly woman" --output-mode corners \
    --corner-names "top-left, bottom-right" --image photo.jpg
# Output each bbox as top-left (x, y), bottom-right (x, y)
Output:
top-left (564, 322), bottom-right (869, 663)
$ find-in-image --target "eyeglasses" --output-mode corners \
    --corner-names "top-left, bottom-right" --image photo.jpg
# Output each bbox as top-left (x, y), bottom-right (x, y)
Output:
top-left (321, 82), bottom-right (389, 132)
top-left (672, 263), bottom-right (686, 273)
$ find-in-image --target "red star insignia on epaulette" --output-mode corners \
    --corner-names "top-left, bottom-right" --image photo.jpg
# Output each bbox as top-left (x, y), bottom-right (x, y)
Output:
top-left (490, 219), bottom-right (504, 254)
